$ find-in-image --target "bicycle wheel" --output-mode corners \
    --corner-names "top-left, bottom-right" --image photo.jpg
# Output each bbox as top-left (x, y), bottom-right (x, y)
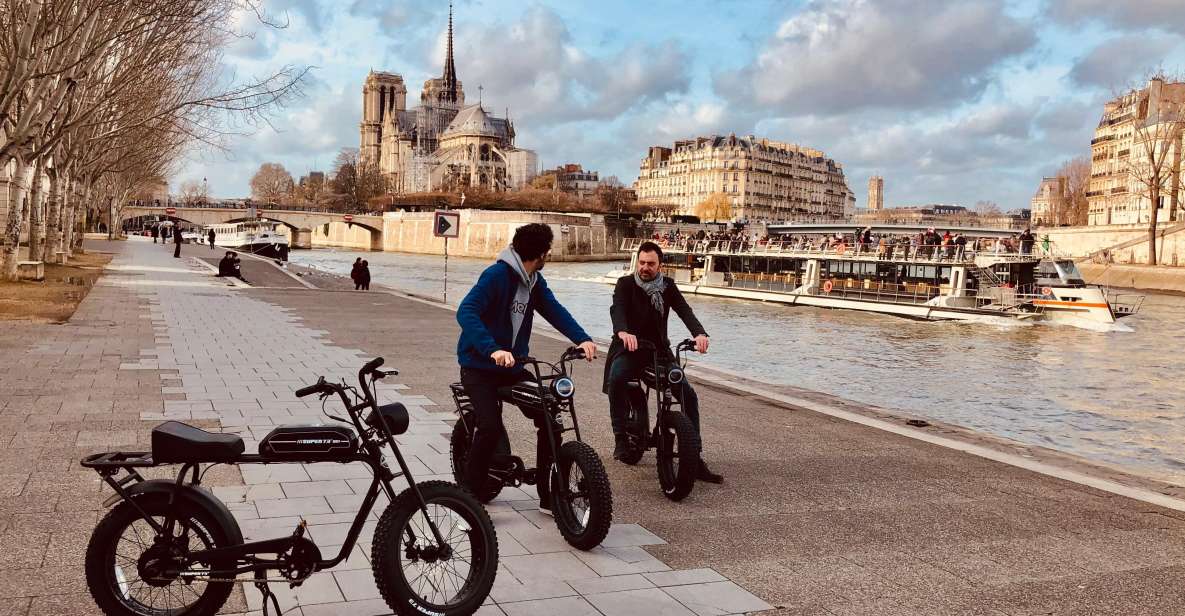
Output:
top-left (656, 410), bottom-right (700, 501)
top-left (448, 415), bottom-right (503, 502)
top-left (618, 394), bottom-right (647, 466)
top-left (550, 441), bottom-right (613, 550)
top-left (85, 497), bottom-right (235, 616)
top-left (372, 480), bottom-right (499, 615)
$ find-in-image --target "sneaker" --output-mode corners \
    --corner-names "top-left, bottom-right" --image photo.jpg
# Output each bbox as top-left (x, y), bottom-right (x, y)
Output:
top-left (696, 460), bottom-right (724, 484)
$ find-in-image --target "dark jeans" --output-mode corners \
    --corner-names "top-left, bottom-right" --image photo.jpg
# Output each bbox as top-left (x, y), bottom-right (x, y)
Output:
top-left (173, 242), bottom-right (181, 258)
top-left (606, 351), bottom-right (700, 439)
top-left (460, 367), bottom-right (559, 503)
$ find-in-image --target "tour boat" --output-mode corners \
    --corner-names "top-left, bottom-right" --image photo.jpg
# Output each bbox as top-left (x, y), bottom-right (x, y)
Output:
top-left (203, 221), bottom-right (289, 259)
top-left (605, 237), bottom-right (1143, 325)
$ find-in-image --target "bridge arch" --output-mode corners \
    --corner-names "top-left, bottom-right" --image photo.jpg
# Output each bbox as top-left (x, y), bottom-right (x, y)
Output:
top-left (314, 219), bottom-right (383, 251)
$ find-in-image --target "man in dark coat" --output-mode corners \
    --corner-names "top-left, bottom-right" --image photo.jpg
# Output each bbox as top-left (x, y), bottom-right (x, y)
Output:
top-left (207, 228), bottom-right (216, 249)
top-left (603, 240), bottom-right (722, 483)
top-left (173, 224), bottom-right (182, 258)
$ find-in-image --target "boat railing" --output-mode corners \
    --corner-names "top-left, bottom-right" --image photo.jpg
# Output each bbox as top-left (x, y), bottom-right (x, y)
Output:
top-left (621, 238), bottom-right (1049, 265)
top-left (1104, 290), bottom-right (1144, 316)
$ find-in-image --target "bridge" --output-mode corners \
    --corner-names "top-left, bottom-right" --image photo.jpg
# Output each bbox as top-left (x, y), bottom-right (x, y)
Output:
top-left (122, 206), bottom-right (386, 250)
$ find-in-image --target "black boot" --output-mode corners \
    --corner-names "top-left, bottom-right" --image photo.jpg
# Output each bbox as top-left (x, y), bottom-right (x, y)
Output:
top-left (697, 459), bottom-right (723, 484)
top-left (612, 433), bottom-right (629, 461)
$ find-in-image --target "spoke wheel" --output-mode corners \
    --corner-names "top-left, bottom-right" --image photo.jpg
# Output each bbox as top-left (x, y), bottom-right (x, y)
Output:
top-left (85, 498), bottom-right (234, 616)
top-left (372, 480), bottom-right (498, 615)
top-left (656, 410), bottom-right (701, 502)
top-left (550, 441), bottom-right (613, 550)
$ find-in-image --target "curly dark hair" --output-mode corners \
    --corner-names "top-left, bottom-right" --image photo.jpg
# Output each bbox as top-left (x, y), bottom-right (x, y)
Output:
top-left (512, 223), bottom-right (554, 261)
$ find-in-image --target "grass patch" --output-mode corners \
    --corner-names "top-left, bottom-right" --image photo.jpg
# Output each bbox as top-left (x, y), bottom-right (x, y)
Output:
top-left (0, 252), bottom-right (114, 322)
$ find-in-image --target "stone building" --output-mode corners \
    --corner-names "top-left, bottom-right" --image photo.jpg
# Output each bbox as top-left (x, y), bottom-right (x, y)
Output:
top-left (633, 134), bottom-right (854, 222)
top-left (1030, 176), bottom-right (1067, 226)
top-left (539, 164), bottom-right (600, 199)
top-left (1088, 77), bottom-right (1185, 226)
top-left (358, 6), bottom-right (537, 194)
top-left (868, 175), bottom-right (884, 210)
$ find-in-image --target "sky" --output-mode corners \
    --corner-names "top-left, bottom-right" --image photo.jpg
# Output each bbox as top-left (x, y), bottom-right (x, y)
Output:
top-left (180, 0), bottom-right (1185, 210)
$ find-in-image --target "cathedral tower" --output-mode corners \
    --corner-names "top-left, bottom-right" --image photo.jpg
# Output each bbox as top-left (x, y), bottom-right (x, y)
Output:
top-left (360, 71), bottom-right (407, 166)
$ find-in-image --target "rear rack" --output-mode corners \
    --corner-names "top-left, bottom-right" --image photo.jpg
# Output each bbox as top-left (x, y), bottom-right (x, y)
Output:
top-left (81, 451), bottom-right (157, 469)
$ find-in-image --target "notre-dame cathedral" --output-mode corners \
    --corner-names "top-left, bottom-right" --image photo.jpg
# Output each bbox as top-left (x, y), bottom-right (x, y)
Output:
top-left (358, 6), bottom-right (538, 194)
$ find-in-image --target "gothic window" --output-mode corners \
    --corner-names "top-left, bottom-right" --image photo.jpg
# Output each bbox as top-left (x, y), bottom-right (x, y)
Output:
top-left (480, 144), bottom-right (490, 161)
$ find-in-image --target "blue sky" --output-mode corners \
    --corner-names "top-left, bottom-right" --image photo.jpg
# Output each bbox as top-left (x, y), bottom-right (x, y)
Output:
top-left (183, 0), bottom-right (1185, 210)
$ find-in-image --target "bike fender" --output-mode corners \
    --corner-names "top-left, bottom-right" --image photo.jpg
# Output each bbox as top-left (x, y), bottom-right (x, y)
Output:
top-left (112, 479), bottom-right (244, 545)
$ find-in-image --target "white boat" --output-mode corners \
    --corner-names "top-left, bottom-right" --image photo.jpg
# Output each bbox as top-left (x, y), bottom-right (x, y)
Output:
top-left (202, 221), bottom-right (289, 259)
top-left (605, 237), bottom-right (1143, 325)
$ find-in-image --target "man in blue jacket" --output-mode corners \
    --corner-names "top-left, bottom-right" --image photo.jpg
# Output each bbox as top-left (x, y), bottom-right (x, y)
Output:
top-left (457, 223), bottom-right (598, 513)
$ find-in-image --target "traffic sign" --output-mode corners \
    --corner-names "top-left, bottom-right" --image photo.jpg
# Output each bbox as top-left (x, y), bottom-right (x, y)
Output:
top-left (164, 207), bottom-right (176, 215)
top-left (434, 211), bottom-right (460, 238)
top-left (343, 214), bottom-right (354, 223)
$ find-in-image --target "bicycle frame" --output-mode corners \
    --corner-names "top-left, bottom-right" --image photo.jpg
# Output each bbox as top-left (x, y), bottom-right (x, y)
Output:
top-left (82, 359), bottom-right (451, 581)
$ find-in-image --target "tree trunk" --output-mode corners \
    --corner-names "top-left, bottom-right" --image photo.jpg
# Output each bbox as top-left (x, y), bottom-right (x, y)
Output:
top-left (1149, 182), bottom-right (1161, 266)
top-left (1172, 129), bottom-right (1182, 224)
top-left (1, 158), bottom-right (34, 281)
top-left (27, 157), bottom-right (44, 261)
top-left (43, 170), bottom-right (60, 262)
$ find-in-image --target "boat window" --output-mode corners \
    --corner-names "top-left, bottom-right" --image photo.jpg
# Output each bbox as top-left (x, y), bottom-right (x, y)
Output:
top-left (1054, 260), bottom-right (1087, 285)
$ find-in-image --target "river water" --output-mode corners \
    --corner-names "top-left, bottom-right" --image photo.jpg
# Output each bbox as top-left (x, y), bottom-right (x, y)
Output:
top-left (292, 248), bottom-right (1185, 484)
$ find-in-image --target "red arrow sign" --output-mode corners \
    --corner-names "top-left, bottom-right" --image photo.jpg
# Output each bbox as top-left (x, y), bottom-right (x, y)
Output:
top-left (164, 207), bottom-right (176, 215)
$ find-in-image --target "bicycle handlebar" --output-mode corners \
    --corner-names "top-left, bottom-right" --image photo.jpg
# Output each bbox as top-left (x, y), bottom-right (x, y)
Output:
top-left (295, 377), bottom-right (327, 398)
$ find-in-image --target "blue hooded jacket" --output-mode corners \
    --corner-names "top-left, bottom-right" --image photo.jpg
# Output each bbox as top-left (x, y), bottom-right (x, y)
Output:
top-left (456, 254), bottom-right (591, 374)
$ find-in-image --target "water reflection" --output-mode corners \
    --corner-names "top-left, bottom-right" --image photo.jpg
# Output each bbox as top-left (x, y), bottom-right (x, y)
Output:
top-left (292, 248), bottom-right (1185, 483)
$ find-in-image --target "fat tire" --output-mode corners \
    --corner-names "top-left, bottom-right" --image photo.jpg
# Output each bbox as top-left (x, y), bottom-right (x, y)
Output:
top-left (371, 480), bottom-right (499, 616)
top-left (550, 441), bottom-right (613, 550)
top-left (656, 410), bottom-right (700, 501)
top-left (449, 415), bottom-right (502, 502)
top-left (85, 497), bottom-right (235, 616)
top-left (618, 407), bottom-right (646, 465)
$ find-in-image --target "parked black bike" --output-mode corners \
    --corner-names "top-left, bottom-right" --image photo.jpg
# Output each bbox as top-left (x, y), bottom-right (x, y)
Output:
top-left (617, 338), bottom-right (702, 501)
top-left (448, 347), bottom-right (613, 550)
top-left (80, 358), bottom-right (498, 616)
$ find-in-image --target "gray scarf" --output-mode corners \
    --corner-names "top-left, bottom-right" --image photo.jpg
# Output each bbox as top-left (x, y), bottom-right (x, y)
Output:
top-left (634, 271), bottom-right (666, 313)
top-left (497, 246), bottom-right (537, 346)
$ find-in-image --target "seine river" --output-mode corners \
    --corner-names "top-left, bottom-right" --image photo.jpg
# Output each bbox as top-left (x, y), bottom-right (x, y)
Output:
top-left (292, 248), bottom-right (1185, 484)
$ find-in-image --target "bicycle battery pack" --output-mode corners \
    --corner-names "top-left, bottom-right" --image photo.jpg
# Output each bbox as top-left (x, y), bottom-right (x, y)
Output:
top-left (258, 425), bottom-right (359, 460)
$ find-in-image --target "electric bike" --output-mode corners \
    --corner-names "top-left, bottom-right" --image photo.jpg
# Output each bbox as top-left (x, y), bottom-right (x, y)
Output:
top-left (80, 358), bottom-right (498, 616)
top-left (617, 338), bottom-right (702, 501)
top-left (448, 347), bottom-right (613, 550)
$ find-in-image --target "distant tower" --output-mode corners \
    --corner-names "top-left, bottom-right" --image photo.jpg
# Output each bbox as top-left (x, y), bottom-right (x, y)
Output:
top-left (360, 71), bottom-right (407, 167)
top-left (868, 176), bottom-right (884, 210)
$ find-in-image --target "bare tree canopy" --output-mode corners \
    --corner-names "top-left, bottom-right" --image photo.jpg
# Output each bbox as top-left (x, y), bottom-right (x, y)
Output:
top-left (694, 193), bottom-right (732, 223)
top-left (1055, 156), bottom-right (1090, 226)
top-left (974, 200), bottom-right (1001, 215)
top-left (178, 179), bottom-right (209, 206)
top-left (0, 0), bottom-right (309, 280)
top-left (250, 163), bottom-right (294, 204)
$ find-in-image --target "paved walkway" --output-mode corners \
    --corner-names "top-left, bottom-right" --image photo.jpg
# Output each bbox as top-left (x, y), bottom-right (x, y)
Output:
top-left (7, 239), bottom-right (1185, 615)
top-left (112, 240), bottom-right (770, 615)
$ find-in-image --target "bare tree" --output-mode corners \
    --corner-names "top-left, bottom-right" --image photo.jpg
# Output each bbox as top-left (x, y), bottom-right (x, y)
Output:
top-left (1123, 85), bottom-right (1185, 265)
top-left (178, 179), bottom-right (209, 206)
top-left (250, 163), bottom-right (294, 204)
top-left (694, 193), bottom-right (732, 223)
top-left (974, 200), bottom-right (1002, 216)
top-left (1055, 156), bottom-right (1090, 226)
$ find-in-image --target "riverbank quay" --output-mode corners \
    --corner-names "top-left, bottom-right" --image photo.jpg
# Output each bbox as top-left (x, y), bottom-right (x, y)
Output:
top-left (1078, 262), bottom-right (1185, 295)
top-left (243, 269), bottom-right (1185, 613)
top-left (9, 240), bottom-right (1185, 615)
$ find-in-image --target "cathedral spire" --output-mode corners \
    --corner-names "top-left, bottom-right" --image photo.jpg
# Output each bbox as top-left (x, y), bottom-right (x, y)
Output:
top-left (442, 2), bottom-right (458, 103)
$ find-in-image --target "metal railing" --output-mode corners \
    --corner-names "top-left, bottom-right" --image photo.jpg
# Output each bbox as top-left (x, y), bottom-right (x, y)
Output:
top-left (622, 238), bottom-right (1048, 264)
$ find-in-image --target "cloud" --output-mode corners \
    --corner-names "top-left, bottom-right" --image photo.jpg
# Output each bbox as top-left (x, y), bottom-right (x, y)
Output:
top-left (1048, 0), bottom-right (1185, 35)
top-left (713, 0), bottom-right (1035, 115)
top-left (1068, 34), bottom-right (1180, 88)
top-left (268, 0), bottom-right (330, 34)
top-left (453, 6), bottom-right (690, 125)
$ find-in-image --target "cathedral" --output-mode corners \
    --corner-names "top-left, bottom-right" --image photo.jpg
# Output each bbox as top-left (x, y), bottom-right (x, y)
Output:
top-left (359, 7), bottom-right (537, 194)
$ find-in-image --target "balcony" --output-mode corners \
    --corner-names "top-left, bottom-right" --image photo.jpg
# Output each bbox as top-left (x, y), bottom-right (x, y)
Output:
top-left (1091, 134), bottom-right (1116, 145)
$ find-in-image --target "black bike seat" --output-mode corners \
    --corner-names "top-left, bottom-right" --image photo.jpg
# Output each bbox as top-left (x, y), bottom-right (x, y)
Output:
top-left (152, 421), bottom-right (244, 463)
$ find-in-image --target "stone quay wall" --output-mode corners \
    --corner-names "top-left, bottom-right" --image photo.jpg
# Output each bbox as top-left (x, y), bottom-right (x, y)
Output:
top-left (308, 209), bottom-right (631, 261)
top-left (1042, 222), bottom-right (1185, 266)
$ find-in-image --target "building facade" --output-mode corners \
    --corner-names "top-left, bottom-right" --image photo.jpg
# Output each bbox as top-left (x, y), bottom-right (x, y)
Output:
top-left (1088, 77), bottom-right (1185, 226)
top-left (358, 7), bottom-right (537, 194)
top-left (633, 134), bottom-right (854, 222)
top-left (540, 164), bottom-right (600, 199)
top-left (1030, 176), bottom-right (1067, 226)
top-left (868, 175), bottom-right (884, 210)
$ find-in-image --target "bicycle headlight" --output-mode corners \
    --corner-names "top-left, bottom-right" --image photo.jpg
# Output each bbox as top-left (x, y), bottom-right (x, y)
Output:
top-left (667, 367), bottom-right (684, 384)
top-left (551, 376), bottom-right (576, 399)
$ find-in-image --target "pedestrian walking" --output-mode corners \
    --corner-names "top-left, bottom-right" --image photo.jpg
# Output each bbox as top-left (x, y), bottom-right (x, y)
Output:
top-left (173, 224), bottom-right (182, 258)
top-left (208, 228), bottom-right (216, 249)
top-left (351, 258), bottom-right (363, 290)
top-left (151, 226), bottom-right (159, 243)
top-left (360, 260), bottom-right (371, 290)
